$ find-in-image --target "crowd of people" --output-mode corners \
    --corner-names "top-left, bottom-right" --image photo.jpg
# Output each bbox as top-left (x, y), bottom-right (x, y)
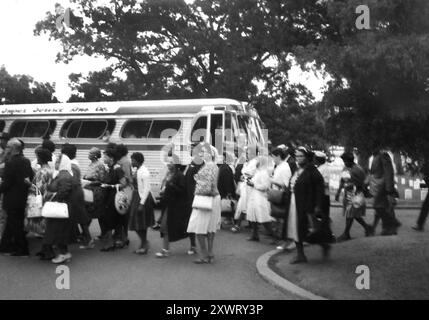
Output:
top-left (0, 130), bottom-right (427, 266)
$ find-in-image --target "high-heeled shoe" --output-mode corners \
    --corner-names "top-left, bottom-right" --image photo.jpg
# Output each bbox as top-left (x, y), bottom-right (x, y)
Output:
top-left (52, 253), bottom-right (72, 264)
top-left (115, 239), bottom-right (130, 249)
top-left (100, 245), bottom-right (116, 252)
top-left (155, 248), bottom-right (170, 258)
top-left (134, 248), bottom-right (149, 255)
top-left (193, 258), bottom-right (209, 264)
top-left (207, 255), bottom-right (215, 264)
top-left (79, 239), bottom-right (95, 250)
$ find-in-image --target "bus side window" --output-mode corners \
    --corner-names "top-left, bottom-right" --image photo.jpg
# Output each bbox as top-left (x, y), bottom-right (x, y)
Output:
top-left (148, 120), bottom-right (181, 139)
top-left (66, 121), bottom-right (82, 138)
top-left (191, 116), bottom-right (207, 143)
top-left (0, 120), bottom-right (5, 132)
top-left (9, 121), bottom-right (26, 137)
top-left (78, 120), bottom-right (109, 139)
top-left (121, 120), bottom-right (152, 139)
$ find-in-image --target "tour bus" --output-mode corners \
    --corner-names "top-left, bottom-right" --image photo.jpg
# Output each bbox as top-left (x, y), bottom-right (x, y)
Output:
top-left (0, 98), bottom-right (266, 196)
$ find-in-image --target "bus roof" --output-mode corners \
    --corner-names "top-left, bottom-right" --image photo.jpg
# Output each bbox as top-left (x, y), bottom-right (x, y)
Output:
top-left (0, 98), bottom-right (243, 117)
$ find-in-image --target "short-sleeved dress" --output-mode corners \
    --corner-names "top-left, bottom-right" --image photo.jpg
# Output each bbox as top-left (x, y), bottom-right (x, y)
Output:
top-left (187, 162), bottom-right (221, 234)
top-left (129, 165), bottom-right (154, 231)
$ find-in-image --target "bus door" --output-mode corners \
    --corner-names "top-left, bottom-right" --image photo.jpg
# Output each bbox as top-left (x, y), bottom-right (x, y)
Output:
top-left (190, 113), bottom-right (208, 151)
top-left (209, 112), bottom-right (224, 158)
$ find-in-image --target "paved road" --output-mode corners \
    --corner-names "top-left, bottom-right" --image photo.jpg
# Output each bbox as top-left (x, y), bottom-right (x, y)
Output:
top-left (0, 211), bottom-right (297, 300)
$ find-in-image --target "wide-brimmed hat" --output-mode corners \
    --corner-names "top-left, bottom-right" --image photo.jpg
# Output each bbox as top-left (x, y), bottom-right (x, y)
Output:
top-left (341, 151), bottom-right (354, 162)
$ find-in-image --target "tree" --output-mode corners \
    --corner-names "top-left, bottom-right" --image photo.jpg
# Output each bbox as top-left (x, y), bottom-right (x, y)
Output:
top-left (287, 0), bottom-right (429, 166)
top-left (35, 0), bottom-right (333, 146)
top-left (0, 65), bottom-right (58, 104)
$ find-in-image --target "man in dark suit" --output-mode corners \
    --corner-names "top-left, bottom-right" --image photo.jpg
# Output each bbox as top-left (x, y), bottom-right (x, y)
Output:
top-left (0, 132), bottom-right (11, 240)
top-left (369, 149), bottom-right (399, 236)
top-left (413, 159), bottom-right (429, 231)
top-left (0, 138), bottom-right (34, 256)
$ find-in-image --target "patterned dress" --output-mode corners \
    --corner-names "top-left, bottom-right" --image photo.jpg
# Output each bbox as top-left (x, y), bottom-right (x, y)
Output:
top-left (187, 162), bottom-right (221, 234)
top-left (341, 165), bottom-right (366, 218)
top-left (26, 165), bottom-right (54, 234)
top-left (83, 160), bottom-right (107, 219)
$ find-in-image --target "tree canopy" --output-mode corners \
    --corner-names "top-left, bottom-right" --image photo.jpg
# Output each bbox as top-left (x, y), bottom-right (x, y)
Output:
top-left (33, 0), bottom-right (429, 161)
top-left (0, 65), bottom-right (58, 104)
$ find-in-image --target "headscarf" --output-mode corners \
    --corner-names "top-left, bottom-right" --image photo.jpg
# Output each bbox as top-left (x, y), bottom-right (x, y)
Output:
top-left (58, 154), bottom-right (73, 176)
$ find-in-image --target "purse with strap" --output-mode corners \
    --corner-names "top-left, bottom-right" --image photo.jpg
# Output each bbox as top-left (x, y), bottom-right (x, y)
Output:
top-left (26, 185), bottom-right (44, 219)
top-left (221, 196), bottom-right (237, 213)
top-left (42, 199), bottom-right (69, 219)
top-left (192, 195), bottom-right (214, 211)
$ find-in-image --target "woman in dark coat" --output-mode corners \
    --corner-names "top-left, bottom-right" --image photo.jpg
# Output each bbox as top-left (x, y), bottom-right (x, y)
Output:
top-left (156, 157), bottom-right (189, 258)
top-left (42, 154), bottom-right (79, 264)
top-left (287, 147), bottom-right (331, 264)
top-left (218, 152), bottom-right (236, 225)
top-left (99, 144), bottom-right (128, 252)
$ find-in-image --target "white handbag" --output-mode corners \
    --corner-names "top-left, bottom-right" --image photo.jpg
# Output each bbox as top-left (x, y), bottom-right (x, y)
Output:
top-left (83, 188), bottom-right (94, 203)
top-left (26, 186), bottom-right (44, 219)
top-left (42, 201), bottom-right (69, 219)
top-left (192, 195), bottom-right (214, 211)
top-left (221, 197), bottom-right (237, 213)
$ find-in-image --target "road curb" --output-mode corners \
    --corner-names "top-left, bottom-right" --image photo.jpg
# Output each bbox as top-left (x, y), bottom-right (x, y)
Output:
top-left (256, 250), bottom-right (328, 300)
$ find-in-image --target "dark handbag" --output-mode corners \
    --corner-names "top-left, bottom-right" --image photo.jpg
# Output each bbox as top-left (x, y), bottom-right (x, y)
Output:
top-left (306, 216), bottom-right (336, 244)
top-left (267, 189), bottom-right (285, 205)
top-left (270, 202), bottom-right (287, 219)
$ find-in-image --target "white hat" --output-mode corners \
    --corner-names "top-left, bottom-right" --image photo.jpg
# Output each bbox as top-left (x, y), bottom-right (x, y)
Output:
top-left (314, 151), bottom-right (327, 159)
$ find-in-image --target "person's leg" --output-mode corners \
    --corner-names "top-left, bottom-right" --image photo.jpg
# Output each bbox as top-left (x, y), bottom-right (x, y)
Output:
top-left (163, 233), bottom-right (170, 251)
top-left (0, 209), bottom-right (14, 253)
top-left (80, 224), bottom-right (92, 245)
top-left (57, 244), bottom-right (68, 255)
top-left (372, 212), bottom-right (381, 231)
top-left (415, 193), bottom-right (429, 229)
top-left (377, 206), bottom-right (397, 235)
top-left (355, 217), bottom-right (373, 236)
top-left (320, 242), bottom-right (331, 260)
top-left (207, 232), bottom-right (215, 261)
top-left (139, 229), bottom-right (148, 248)
top-left (290, 242), bottom-right (307, 264)
top-left (13, 208), bottom-right (29, 254)
top-left (122, 213), bottom-right (130, 243)
top-left (188, 233), bottom-right (196, 254)
top-left (100, 230), bottom-right (115, 251)
top-left (338, 218), bottom-right (353, 241)
top-left (196, 234), bottom-right (208, 261)
top-left (0, 198), bottom-right (6, 241)
top-left (247, 222), bottom-right (259, 240)
top-left (263, 222), bottom-right (275, 238)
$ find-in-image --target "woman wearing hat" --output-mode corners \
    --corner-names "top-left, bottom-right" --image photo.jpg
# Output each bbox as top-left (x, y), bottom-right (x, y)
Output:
top-left (82, 147), bottom-right (106, 244)
top-left (287, 147), bottom-right (330, 263)
top-left (335, 152), bottom-right (373, 241)
top-left (99, 144), bottom-right (128, 251)
top-left (186, 143), bottom-right (221, 264)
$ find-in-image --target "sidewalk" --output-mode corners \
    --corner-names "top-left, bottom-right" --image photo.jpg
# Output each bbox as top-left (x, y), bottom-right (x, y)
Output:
top-left (259, 206), bottom-right (429, 300)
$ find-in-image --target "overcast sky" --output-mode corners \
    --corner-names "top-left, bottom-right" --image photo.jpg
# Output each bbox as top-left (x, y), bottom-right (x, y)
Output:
top-left (0, 0), bottom-right (326, 102)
